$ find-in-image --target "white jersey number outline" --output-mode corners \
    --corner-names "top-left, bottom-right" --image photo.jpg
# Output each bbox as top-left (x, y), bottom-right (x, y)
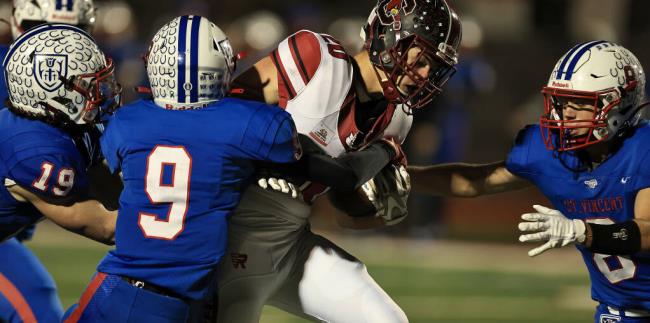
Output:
top-left (138, 146), bottom-right (192, 240)
top-left (32, 162), bottom-right (75, 196)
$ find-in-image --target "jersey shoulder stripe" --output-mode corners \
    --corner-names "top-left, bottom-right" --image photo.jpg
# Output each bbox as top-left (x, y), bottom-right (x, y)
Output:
top-left (271, 49), bottom-right (296, 105)
top-left (272, 30), bottom-right (324, 102)
top-left (288, 31), bottom-right (322, 84)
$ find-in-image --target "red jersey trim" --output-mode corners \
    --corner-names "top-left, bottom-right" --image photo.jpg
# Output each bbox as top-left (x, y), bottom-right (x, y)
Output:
top-left (0, 273), bottom-right (36, 323)
top-left (271, 50), bottom-right (295, 108)
top-left (288, 31), bottom-right (322, 84)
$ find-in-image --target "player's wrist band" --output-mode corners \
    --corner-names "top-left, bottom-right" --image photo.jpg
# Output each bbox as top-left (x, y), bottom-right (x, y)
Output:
top-left (587, 220), bottom-right (641, 255)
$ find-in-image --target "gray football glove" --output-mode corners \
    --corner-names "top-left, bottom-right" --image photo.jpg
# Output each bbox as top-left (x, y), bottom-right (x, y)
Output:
top-left (361, 164), bottom-right (410, 226)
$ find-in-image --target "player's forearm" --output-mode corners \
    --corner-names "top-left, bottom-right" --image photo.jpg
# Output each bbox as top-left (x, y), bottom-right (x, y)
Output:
top-left (638, 219), bottom-right (650, 251)
top-left (270, 140), bottom-right (394, 191)
top-left (303, 141), bottom-right (394, 191)
top-left (44, 199), bottom-right (116, 245)
top-left (408, 163), bottom-right (492, 197)
top-left (72, 200), bottom-right (116, 246)
top-left (408, 161), bottom-right (528, 197)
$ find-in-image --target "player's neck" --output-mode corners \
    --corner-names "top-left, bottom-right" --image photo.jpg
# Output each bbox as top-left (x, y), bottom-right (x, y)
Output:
top-left (352, 51), bottom-right (384, 100)
top-left (582, 141), bottom-right (615, 168)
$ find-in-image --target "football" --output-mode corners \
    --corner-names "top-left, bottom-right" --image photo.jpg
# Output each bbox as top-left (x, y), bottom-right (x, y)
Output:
top-left (327, 187), bottom-right (377, 218)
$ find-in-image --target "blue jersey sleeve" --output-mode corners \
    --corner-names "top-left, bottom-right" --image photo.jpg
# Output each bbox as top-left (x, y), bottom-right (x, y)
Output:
top-left (0, 45), bottom-right (8, 103)
top-left (241, 105), bottom-right (301, 163)
top-left (100, 117), bottom-right (123, 174)
top-left (505, 125), bottom-right (536, 181)
top-left (8, 153), bottom-right (89, 199)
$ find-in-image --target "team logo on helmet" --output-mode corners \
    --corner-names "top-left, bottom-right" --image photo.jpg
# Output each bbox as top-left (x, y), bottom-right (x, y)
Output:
top-left (377, 0), bottom-right (417, 26)
top-left (34, 54), bottom-right (68, 92)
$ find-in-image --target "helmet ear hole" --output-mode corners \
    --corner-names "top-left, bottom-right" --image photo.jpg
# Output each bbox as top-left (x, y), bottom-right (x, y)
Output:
top-left (380, 52), bottom-right (392, 64)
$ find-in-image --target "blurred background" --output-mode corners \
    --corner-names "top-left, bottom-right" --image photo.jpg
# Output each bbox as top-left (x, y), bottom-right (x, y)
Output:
top-left (4, 0), bottom-right (650, 322)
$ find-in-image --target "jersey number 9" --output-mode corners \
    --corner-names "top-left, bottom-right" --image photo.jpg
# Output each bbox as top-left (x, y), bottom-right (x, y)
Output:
top-left (138, 146), bottom-right (192, 240)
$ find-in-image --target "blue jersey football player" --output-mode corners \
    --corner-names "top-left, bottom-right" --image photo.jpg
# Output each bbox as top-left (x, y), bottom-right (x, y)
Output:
top-left (407, 41), bottom-right (650, 322)
top-left (64, 14), bottom-right (404, 323)
top-left (0, 2), bottom-right (108, 323)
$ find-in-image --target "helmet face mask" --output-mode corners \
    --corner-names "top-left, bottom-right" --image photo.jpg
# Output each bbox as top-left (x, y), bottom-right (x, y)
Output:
top-left (61, 58), bottom-right (122, 123)
top-left (375, 36), bottom-right (457, 111)
top-left (3, 24), bottom-right (119, 126)
top-left (540, 41), bottom-right (646, 152)
top-left (541, 87), bottom-right (615, 151)
top-left (363, 0), bottom-right (462, 112)
top-left (146, 15), bottom-right (235, 110)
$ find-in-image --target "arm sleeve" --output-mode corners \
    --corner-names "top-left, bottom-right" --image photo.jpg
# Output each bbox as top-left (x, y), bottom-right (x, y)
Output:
top-left (267, 139), bottom-right (395, 191)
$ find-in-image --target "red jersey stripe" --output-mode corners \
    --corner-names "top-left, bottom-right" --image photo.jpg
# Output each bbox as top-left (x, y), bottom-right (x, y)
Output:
top-left (291, 31), bottom-right (322, 82)
top-left (64, 272), bottom-right (107, 323)
top-left (271, 49), bottom-right (296, 107)
top-left (0, 273), bottom-right (36, 323)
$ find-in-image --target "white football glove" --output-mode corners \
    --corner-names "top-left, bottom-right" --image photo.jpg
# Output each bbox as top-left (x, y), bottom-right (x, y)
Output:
top-left (518, 204), bottom-right (586, 257)
top-left (257, 177), bottom-right (300, 199)
top-left (361, 164), bottom-right (411, 226)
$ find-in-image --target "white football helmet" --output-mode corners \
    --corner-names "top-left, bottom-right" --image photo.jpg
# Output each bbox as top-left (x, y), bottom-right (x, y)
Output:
top-left (146, 15), bottom-right (236, 110)
top-left (541, 41), bottom-right (646, 151)
top-left (3, 24), bottom-right (121, 125)
top-left (11, 0), bottom-right (96, 39)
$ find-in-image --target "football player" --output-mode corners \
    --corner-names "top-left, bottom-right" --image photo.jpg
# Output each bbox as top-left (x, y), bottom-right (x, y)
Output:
top-left (216, 0), bottom-right (462, 322)
top-left (407, 41), bottom-right (650, 322)
top-left (0, 1), bottom-right (103, 322)
top-left (63, 15), bottom-right (403, 323)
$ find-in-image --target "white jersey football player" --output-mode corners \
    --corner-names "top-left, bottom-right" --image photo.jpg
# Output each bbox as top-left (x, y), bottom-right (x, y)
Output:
top-left (216, 0), bottom-right (462, 322)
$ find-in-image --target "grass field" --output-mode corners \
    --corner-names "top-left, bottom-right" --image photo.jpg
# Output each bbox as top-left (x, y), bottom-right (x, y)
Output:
top-left (25, 223), bottom-right (594, 323)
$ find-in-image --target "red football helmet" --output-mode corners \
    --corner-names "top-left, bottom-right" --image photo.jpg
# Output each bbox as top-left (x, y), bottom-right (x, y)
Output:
top-left (362, 0), bottom-right (462, 112)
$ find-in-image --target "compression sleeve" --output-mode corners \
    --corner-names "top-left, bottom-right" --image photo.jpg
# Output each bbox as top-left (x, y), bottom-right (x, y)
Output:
top-left (267, 139), bottom-right (395, 191)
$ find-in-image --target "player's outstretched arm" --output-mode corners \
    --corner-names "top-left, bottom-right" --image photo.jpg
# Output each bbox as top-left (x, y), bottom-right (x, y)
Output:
top-left (7, 184), bottom-right (116, 245)
top-left (407, 161), bottom-right (532, 197)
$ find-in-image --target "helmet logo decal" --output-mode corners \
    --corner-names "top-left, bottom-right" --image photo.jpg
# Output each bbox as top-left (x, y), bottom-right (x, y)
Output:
top-left (55, 0), bottom-right (75, 11)
top-left (377, 0), bottom-right (417, 26)
top-left (34, 54), bottom-right (68, 92)
top-left (550, 81), bottom-right (571, 89)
